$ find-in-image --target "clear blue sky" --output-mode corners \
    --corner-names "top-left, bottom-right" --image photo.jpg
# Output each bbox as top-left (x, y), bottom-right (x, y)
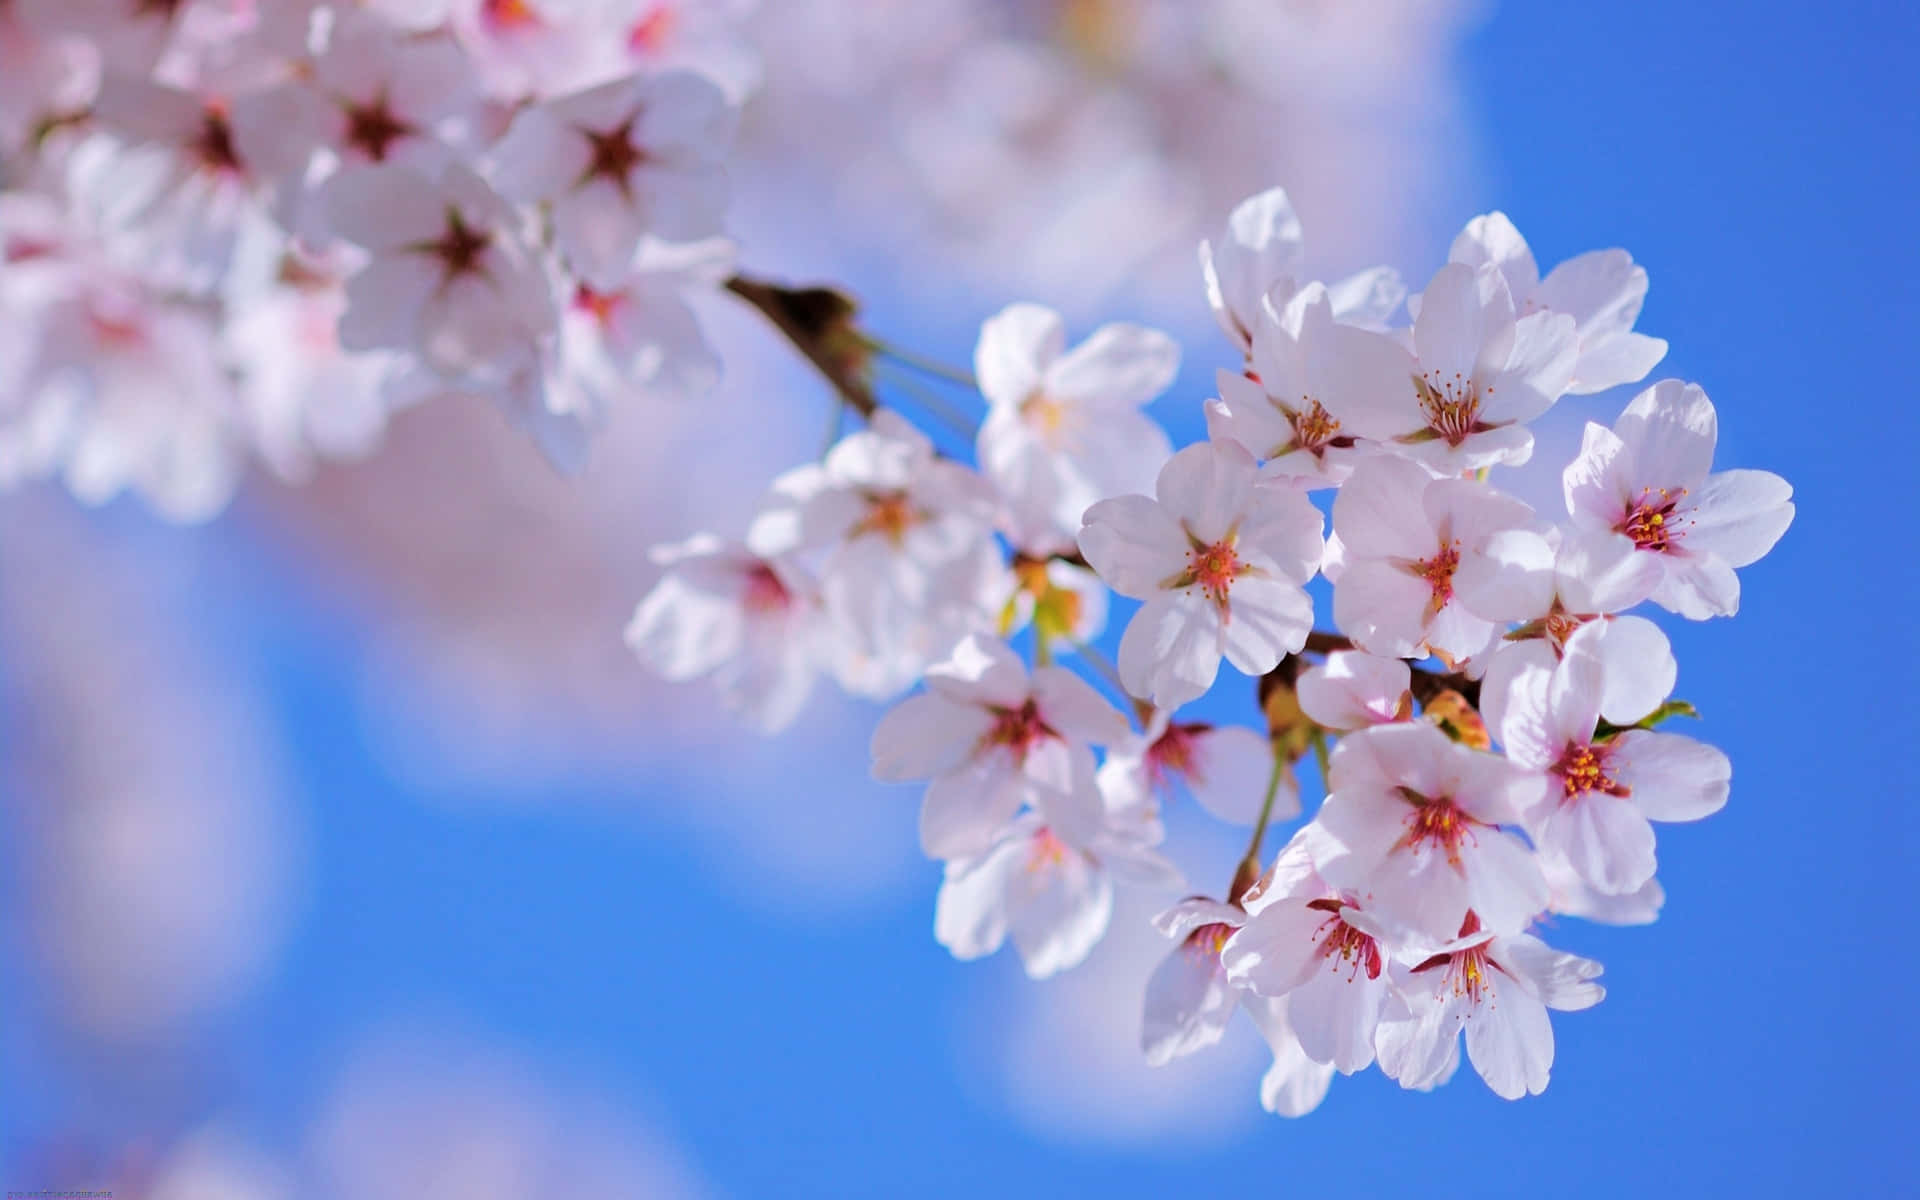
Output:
top-left (4, 2), bottom-right (1916, 1195)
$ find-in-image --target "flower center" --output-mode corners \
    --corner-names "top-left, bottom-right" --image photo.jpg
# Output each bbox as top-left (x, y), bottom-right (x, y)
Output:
top-left (343, 95), bottom-right (414, 163)
top-left (1407, 539), bottom-right (1461, 617)
top-left (1543, 603), bottom-right (1589, 653)
top-left (982, 698), bottom-right (1054, 761)
top-left (1146, 721), bottom-right (1202, 791)
top-left (851, 490), bottom-right (921, 545)
top-left (1020, 391), bottom-right (1075, 445)
top-left (741, 562), bottom-right (790, 616)
top-left (1287, 397), bottom-right (1344, 457)
top-left (1184, 538), bottom-right (1243, 608)
top-left (1027, 826), bottom-right (1069, 871)
top-left (1553, 741), bottom-right (1630, 804)
top-left (1409, 912), bottom-right (1499, 1002)
top-left (573, 283), bottom-right (625, 326)
top-left (1306, 897), bottom-right (1382, 980)
top-left (1618, 486), bottom-right (1689, 552)
top-left (483, 0), bottom-right (543, 30)
top-left (1186, 921), bottom-right (1235, 959)
top-left (1413, 371), bottom-right (1484, 446)
top-left (191, 108), bottom-right (242, 174)
top-left (424, 210), bottom-right (491, 280)
top-left (1390, 788), bottom-right (1480, 870)
top-left (580, 121), bottom-right (647, 194)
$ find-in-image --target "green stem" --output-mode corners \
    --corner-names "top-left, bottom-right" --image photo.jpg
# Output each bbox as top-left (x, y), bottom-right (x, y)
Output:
top-left (863, 334), bottom-right (981, 389)
top-left (1230, 752), bottom-right (1289, 903)
top-left (872, 360), bottom-right (981, 442)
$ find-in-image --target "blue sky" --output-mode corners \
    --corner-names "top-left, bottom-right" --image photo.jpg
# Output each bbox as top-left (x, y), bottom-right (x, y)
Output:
top-left (4, 1), bottom-right (1917, 1195)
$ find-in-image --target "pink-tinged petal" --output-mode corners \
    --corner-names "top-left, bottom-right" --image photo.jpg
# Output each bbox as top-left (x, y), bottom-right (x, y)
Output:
top-left (870, 690), bottom-right (993, 781)
top-left (1611, 730), bottom-right (1731, 822)
top-left (1557, 529), bottom-right (1662, 614)
top-left (551, 178), bottom-right (647, 286)
top-left (1427, 477), bottom-right (1537, 547)
top-left (1496, 659), bottom-right (1560, 770)
top-left (1562, 421), bottom-right (1632, 528)
top-left (1618, 379), bottom-right (1717, 489)
top-left (1456, 528), bottom-right (1556, 623)
top-left (924, 634), bottom-right (1029, 707)
top-left (1547, 638), bottom-right (1606, 748)
top-left (1324, 264), bottom-right (1406, 328)
top-left (974, 302), bottom-right (1064, 409)
top-left (1460, 829), bottom-right (1550, 935)
top-left (1047, 322), bottom-right (1180, 408)
top-left (1206, 370), bottom-right (1291, 461)
top-left (1331, 454), bottom-right (1434, 560)
top-left (1065, 411), bottom-right (1175, 529)
top-left (1483, 310), bottom-right (1577, 424)
top-left (1117, 590), bottom-right (1223, 709)
top-left (1141, 943), bottom-right (1238, 1065)
top-left (1031, 667), bottom-right (1128, 746)
top-left (1650, 554), bottom-right (1741, 619)
top-left (1188, 725), bottom-right (1285, 825)
top-left (1332, 559), bottom-right (1431, 659)
top-left (933, 837), bottom-right (1017, 961)
top-left (1537, 248), bottom-right (1644, 332)
top-left (1494, 932), bottom-right (1606, 1010)
top-left (1245, 997), bottom-right (1335, 1117)
top-left (1221, 897), bottom-right (1328, 996)
top-left (1203, 187), bottom-right (1304, 346)
top-left (1077, 494), bottom-right (1187, 598)
top-left (1237, 482), bottom-right (1325, 584)
top-left (1570, 617), bottom-right (1675, 726)
top-left (1375, 989), bottom-right (1467, 1091)
top-left (1290, 964), bottom-right (1388, 1073)
top-left (92, 75), bottom-right (204, 144)
top-left (1567, 331), bottom-right (1668, 395)
top-left (1480, 641), bottom-right (1557, 747)
top-left (387, 35), bottom-right (479, 123)
top-left (1248, 293), bottom-right (1312, 400)
top-left (1328, 719), bottom-right (1452, 799)
top-left (1222, 573), bottom-right (1314, 676)
top-left (337, 257), bottom-right (438, 352)
top-left (623, 571), bottom-right (743, 680)
top-left (1006, 850), bottom-right (1112, 978)
top-left (1412, 261), bottom-right (1487, 382)
top-left (1245, 824), bottom-right (1332, 914)
top-left (488, 106), bottom-right (590, 202)
top-left (630, 70), bottom-right (735, 156)
top-left (324, 165), bottom-right (447, 249)
top-left (1153, 898), bottom-right (1246, 940)
top-left (1542, 792), bottom-right (1658, 895)
top-left (1156, 439), bottom-right (1256, 543)
top-left (1313, 322), bottom-right (1420, 442)
top-left (1298, 651), bottom-right (1411, 731)
top-left (1687, 469), bottom-right (1794, 568)
top-left (920, 758), bottom-right (1026, 860)
top-left (1448, 211), bottom-right (1540, 295)
top-left (1463, 979), bottom-right (1554, 1098)
top-left (1025, 740), bottom-right (1110, 852)
top-left (1418, 591), bottom-right (1500, 665)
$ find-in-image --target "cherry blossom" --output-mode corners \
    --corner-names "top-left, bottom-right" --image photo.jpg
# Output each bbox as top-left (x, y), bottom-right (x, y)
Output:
top-left (1296, 650), bottom-right (1412, 732)
top-left (1375, 913), bottom-right (1604, 1099)
top-left (1329, 454), bottom-right (1538, 663)
top-left (1244, 997), bottom-right (1336, 1117)
top-left (491, 68), bottom-right (734, 288)
top-left (748, 412), bottom-right (999, 698)
top-left (624, 534), bottom-right (825, 735)
top-left (933, 809), bottom-right (1178, 980)
top-left (870, 634), bottom-right (1128, 860)
top-left (1205, 282), bottom-right (1415, 487)
top-left (1141, 897), bottom-right (1246, 1066)
top-left (1500, 637), bottom-right (1731, 895)
top-left (1370, 260), bottom-right (1579, 473)
top-left (1449, 211), bottom-right (1668, 395)
top-left (1311, 722), bottom-right (1548, 940)
top-left (324, 161), bottom-right (554, 382)
top-left (973, 301), bottom-right (1177, 554)
top-left (1098, 710), bottom-right (1290, 828)
top-left (1563, 379), bottom-right (1795, 619)
top-left (1079, 439), bottom-right (1323, 709)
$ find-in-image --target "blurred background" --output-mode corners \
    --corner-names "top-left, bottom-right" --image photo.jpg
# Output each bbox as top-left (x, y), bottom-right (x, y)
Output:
top-left (3, 1), bottom-right (1916, 1195)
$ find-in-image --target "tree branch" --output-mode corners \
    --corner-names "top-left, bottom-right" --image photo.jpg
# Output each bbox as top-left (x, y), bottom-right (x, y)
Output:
top-left (725, 274), bottom-right (876, 419)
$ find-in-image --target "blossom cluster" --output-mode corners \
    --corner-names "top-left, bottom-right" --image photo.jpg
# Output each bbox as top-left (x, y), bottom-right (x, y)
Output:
top-left (630, 188), bottom-right (1793, 1110)
top-left (0, 0), bottom-right (751, 518)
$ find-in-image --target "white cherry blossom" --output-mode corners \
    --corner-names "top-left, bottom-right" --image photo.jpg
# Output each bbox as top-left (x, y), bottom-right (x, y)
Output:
top-left (1097, 710), bottom-right (1289, 828)
top-left (870, 634), bottom-right (1128, 860)
top-left (1329, 454), bottom-right (1538, 663)
top-left (1204, 282), bottom-right (1414, 487)
top-left (1310, 722), bottom-right (1548, 939)
top-left (1296, 650), bottom-right (1412, 732)
top-left (1079, 439), bottom-right (1323, 709)
top-left (1449, 211), bottom-right (1667, 395)
top-left (625, 534), bottom-right (825, 735)
top-left (492, 68), bottom-right (734, 288)
top-left (973, 301), bottom-right (1177, 554)
top-left (1141, 897), bottom-right (1246, 1066)
top-left (1500, 637), bottom-right (1731, 895)
top-left (1375, 914), bottom-right (1604, 1099)
top-left (1563, 379), bottom-right (1794, 619)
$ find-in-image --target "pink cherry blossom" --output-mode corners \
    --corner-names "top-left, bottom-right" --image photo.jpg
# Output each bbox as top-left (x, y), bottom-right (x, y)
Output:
top-left (974, 301), bottom-right (1177, 554)
top-left (1079, 439), bottom-right (1323, 709)
top-left (1141, 897), bottom-right (1246, 1066)
top-left (1096, 709), bottom-right (1291, 828)
top-left (1563, 379), bottom-right (1794, 619)
top-left (1310, 722), bottom-right (1548, 939)
top-left (1296, 650), bottom-right (1412, 732)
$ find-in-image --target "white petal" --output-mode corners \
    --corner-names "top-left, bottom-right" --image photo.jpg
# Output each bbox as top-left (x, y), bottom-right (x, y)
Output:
top-left (1141, 944), bottom-right (1238, 1065)
top-left (870, 691), bottom-right (993, 781)
top-left (1611, 730), bottom-right (1731, 822)
top-left (1687, 469), bottom-right (1794, 568)
top-left (1618, 380), bottom-right (1717, 490)
top-left (1117, 590), bottom-right (1224, 709)
top-left (1047, 322), bottom-right (1180, 409)
top-left (1077, 494), bottom-right (1186, 599)
top-left (921, 758), bottom-right (1026, 860)
top-left (1187, 725), bottom-right (1284, 825)
top-left (1463, 979), bottom-right (1554, 1098)
top-left (1031, 667), bottom-right (1128, 746)
top-left (974, 302), bottom-right (1064, 409)
top-left (1222, 573), bottom-right (1314, 676)
top-left (1156, 439), bottom-right (1256, 544)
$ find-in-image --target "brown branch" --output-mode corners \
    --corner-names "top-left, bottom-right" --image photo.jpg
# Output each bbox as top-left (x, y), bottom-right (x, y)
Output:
top-left (725, 274), bottom-right (876, 419)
